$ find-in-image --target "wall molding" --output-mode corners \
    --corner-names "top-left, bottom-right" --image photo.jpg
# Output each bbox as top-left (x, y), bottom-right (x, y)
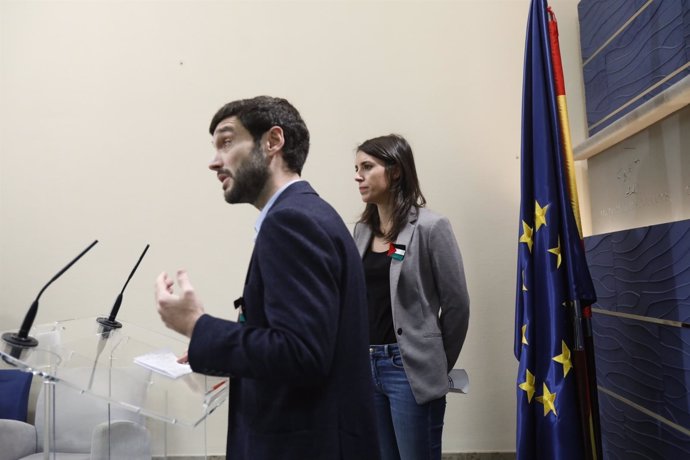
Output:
top-left (573, 75), bottom-right (690, 161)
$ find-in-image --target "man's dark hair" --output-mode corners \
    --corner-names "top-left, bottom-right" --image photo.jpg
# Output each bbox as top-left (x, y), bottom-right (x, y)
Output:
top-left (209, 96), bottom-right (310, 174)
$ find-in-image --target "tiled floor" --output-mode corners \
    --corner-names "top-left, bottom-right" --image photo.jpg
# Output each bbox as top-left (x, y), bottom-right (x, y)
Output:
top-left (442, 453), bottom-right (516, 460)
top-left (157, 454), bottom-right (516, 460)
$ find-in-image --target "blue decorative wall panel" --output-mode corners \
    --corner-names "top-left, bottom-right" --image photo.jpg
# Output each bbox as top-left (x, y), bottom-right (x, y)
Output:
top-left (578, 0), bottom-right (649, 61)
top-left (578, 0), bottom-right (690, 135)
top-left (598, 390), bottom-right (690, 460)
top-left (584, 219), bottom-right (690, 458)
top-left (593, 313), bottom-right (690, 428)
top-left (585, 222), bottom-right (690, 320)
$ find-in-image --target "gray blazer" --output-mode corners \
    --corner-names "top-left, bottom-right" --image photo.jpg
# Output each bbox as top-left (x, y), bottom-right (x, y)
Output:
top-left (354, 207), bottom-right (470, 404)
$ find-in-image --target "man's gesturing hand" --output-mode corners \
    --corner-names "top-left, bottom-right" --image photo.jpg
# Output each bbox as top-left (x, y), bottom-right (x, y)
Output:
top-left (155, 269), bottom-right (205, 338)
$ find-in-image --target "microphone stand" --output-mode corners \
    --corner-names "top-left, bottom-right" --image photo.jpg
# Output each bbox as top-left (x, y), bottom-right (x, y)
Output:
top-left (89, 244), bottom-right (150, 389)
top-left (2, 240), bottom-right (99, 360)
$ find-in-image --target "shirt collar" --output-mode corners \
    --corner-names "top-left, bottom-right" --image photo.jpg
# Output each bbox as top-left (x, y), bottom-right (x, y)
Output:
top-left (254, 179), bottom-right (302, 239)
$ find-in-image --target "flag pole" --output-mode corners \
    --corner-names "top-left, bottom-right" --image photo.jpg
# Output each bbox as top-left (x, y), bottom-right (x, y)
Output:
top-left (547, 7), bottom-right (603, 459)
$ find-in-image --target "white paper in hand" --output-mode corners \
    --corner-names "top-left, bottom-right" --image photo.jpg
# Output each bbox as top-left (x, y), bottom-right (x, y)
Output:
top-left (134, 350), bottom-right (192, 379)
top-left (448, 368), bottom-right (470, 394)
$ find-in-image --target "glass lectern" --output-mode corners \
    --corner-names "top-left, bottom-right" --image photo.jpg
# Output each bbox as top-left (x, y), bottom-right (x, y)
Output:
top-left (1, 317), bottom-right (228, 459)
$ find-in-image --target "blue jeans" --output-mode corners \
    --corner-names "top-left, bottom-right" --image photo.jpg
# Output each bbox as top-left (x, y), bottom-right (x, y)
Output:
top-left (369, 344), bottom-right (446, 460)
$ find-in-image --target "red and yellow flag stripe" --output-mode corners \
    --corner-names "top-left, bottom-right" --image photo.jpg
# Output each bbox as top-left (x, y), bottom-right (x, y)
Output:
top-left (548, 8), bottom-right (584, 240)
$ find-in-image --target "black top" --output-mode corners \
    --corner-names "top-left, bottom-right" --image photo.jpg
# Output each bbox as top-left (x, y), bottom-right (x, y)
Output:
top-left (363, 248), bottom-right (396, 345)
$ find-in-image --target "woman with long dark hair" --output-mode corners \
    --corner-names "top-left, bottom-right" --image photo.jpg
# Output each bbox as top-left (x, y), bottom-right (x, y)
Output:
top-left (353, 134), bottom-right (470, 460)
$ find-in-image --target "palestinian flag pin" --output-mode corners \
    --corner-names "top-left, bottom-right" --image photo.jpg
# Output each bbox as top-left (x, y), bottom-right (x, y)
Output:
top-left (387, 243), bottom-right (406, 261)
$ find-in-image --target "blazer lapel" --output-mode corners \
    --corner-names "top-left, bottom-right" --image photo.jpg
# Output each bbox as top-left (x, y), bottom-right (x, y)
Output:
top-left (354, 223), bottom-right (373, 258)
top-left (389, 209), bottom-right (418, 310)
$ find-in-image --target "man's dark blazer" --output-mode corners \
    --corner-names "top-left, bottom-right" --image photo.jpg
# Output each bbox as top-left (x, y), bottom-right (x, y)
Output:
top-left (189, 181), bottom-right (379, 460)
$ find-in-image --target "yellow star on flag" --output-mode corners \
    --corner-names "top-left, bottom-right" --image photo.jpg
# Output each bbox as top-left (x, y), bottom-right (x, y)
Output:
top-left (518, 369), bottom-right (536, 403)
top-left (553, 340), bottom-right (572, 377)
top-left (520, 221), bottom-right (533, 253)
top-left (535, 201), bottom-right (549, 231)
top-left (548, 237), bottom-right (562, 268)
top-left (536, 383), bottom-right (557, 416)
top-left (521, 324), bottom-right (528, 345)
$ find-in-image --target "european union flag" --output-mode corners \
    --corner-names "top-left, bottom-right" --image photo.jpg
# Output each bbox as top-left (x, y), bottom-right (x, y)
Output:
top-left (515, 1), bottom-right (598, 459)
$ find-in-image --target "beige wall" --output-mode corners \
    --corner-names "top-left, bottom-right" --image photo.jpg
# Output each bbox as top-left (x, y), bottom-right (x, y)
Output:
top-left (0, 0), bottom-right (588, 454)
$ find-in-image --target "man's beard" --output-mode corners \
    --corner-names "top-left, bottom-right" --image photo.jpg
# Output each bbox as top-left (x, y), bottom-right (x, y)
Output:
top-left (225, 143), bottom-right (270, 205)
